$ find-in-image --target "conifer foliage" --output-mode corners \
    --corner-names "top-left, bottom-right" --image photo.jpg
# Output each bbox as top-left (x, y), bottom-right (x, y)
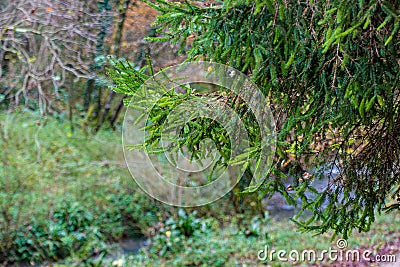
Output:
top-left (108, 0), bottom-right (400, 238)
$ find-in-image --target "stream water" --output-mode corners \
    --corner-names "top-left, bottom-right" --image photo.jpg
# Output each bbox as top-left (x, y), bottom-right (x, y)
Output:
top-left (118, 237), bottom-right (148, 254)
top-left (265, 165), bottom-right (338, 220)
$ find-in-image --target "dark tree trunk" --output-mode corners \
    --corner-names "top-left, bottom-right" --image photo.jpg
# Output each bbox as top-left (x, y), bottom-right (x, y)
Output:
top-left (84, 0), bottom-right (111, 114)
top-left (101, 0), bottom-right (131, 129)
top-left (95, 90), bottom-right (114, 132)
top-left (68, 77), bottom-right (74, 133)
top-left (110, 95), bottom-right (126, 128)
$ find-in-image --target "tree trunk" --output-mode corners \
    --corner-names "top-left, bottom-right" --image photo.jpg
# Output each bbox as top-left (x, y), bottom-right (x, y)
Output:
top-left (84, 0), bottom-right (111, 114)
top-left (110, 95), bottom-right (126, 128)
top-left (0, 40), bottom-right (8, 78)
top-left (103, 0), bottom-right (131, 128)
top-left (95, 90), bottom-right (114, 132)
top-left (110, 0), bottom-right (131, 57)
top-left (94, 0), bottom-right (130, 131)
top-left (68, 78), bottom-right (74, 133)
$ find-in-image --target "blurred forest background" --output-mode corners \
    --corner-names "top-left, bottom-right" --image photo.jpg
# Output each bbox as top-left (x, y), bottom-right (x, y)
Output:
top-left (0, 0), bottom-right (399, 266)
top-left (0, 0), bottom-right (182, 129)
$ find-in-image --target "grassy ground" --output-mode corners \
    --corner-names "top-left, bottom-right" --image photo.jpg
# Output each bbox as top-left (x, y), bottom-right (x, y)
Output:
top-left (106, 212), bottom-right (399, 267)
top-left (1, 110), bottom-right (399, 266)
top-left (0, 110), bottom-right (165, 265)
